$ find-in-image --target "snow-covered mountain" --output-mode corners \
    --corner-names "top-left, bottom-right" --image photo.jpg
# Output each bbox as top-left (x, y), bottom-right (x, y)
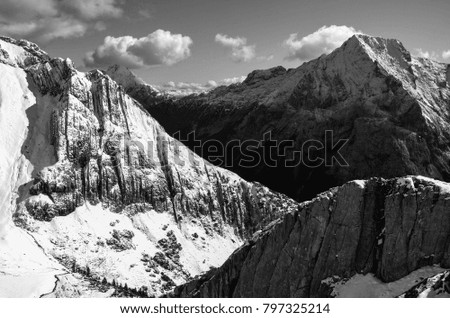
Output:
top-left (173, 176), bottom-right (450, 297)
top-left (0, 36), bottom-right (299, 297)
top-left (2, 33), bottom-right (450, 299)
top-left (120, 34), bottom-right (450, 202)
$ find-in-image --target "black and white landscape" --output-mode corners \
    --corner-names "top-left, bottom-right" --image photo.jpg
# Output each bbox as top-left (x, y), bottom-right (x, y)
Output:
top-left (0, 0), bottom-right (450, 299)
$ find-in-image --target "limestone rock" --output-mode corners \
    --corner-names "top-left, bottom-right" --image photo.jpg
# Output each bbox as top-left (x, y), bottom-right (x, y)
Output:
top-left (172, 176), bottom-right (450, 297)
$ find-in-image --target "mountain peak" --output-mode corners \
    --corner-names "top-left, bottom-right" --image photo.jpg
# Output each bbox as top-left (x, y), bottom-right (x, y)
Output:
top-left (106, 64), bottom-right (146, 87)
top-left (339, 33), bottom-right (412, 66)
top-left (322, 33), bottom-right (419, 93)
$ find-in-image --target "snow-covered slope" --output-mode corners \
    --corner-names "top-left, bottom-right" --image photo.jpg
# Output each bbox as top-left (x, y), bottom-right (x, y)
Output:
top-left (0, 38), bottom-right (66, 298)
top-left (0, 37), bottom-right (298, 297)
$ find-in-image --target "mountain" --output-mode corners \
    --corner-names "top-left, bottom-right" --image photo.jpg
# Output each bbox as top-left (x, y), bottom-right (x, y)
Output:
top-left (106, 64), bottom-right (168, 106)
top-left (106, 64), bottom-right (212, 98)
top-left (172, 176), bottom-right (450, 297)
top-left (2, 34), bottom-right (450, 299)
top-left (0, 36), bottom-right (298, 297)
top-left (117, 34), bottom-right (450, 202)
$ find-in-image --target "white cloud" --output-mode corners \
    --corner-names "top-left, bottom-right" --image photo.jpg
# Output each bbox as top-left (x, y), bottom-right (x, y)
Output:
top-left (257, 54), bottom-right (274, 62)
top-left (0, 0), bottom-right (57, 21)
top-left (414, 48), bottom-right (440, 60)
top-left (284, 25), bottom-right (360, 62)
top-left (219, 75), bottom-right (247, 86)
top-left (215, 33), bottom-right (256, 62)
top-left (84, 30), bottom-right (193, 68)
top-left (442, 50), bottom-right (450, 60)
top-left (414, 48), bottom-right (450, 62)
top-left (159, 75), bottom-right (246, 96)
top-left (0, 0), bottom-right (123, 43)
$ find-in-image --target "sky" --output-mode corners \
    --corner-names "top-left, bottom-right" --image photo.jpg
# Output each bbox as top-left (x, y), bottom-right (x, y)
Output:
top-left (1, 0), bottom-right (449, 92)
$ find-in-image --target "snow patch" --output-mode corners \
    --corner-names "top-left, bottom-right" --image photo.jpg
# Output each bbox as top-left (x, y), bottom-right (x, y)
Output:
top-left (396, 177), bottom-right (415, 190)
top-left (326, 265), bottom-right (446, 297)
top-left (350, 180), bottom-right (367, 189)
top-left (0, 63), bottom-right (36, 237)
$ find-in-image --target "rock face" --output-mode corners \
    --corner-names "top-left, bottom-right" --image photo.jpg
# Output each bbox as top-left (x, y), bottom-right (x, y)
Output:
top-left (172, 176), bottom-right (450, 297)
top-left (8, 39), bottom-right (297, 235)
top-left (121, 34), bottom-right (450, 202)
top-left (0, 36), bottom-right (298, 296)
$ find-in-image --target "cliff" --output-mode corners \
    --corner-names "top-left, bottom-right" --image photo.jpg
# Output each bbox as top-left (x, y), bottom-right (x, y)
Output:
top-left (0, 36), bottom-right (298, 296)
top-left (173, 176), bottom-right (450, 297)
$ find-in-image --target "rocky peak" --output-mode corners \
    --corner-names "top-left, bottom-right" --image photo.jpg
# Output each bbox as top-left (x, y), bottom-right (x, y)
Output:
top-left (290, 33), bottom-right (450, 131)
top-left (346, 34), bottom-right (412, 65)
top-left (0, 36), bottom-right (300, 296)
top-left (106, 64), bottom-right (160, 94)
top-left (293, 33), bottom-right (417, 102)
top-left (106, 64), bottom-right (145, 87)
top-left (0, 36), bottom-right (50, 67)
top-left (340, 34), bottom-right (416, 90)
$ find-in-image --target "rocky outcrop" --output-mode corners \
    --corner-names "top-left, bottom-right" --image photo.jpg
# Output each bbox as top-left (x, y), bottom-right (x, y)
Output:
top-left (124, 34), bottom-right (450, 202)
top-left (172, 176), bottom-right (450, 297)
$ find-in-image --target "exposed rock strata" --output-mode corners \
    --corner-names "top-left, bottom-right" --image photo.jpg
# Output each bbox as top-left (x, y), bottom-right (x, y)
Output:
top-left (0, 36), bottom-right (298, 296)
top-left (173, 176), bottom-right (450, 297)
top-left (4, 40), bottom-right (298, 237)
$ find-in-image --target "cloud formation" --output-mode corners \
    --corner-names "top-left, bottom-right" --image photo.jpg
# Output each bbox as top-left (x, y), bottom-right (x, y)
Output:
top-left (413, 48), bottom-right (450, 62)
top-left (0, 0), bottom-right (124, 43)
top-left (284, 25), bottom-right (359, 62)
top-left (442, 50), bottom-right (450, 60)
top-left (159, 75), bottom-right (246, 96)
top-left (215, 34), bottom-right (256, 62)
top-left (414, 48), bottom-right (439, 60)
top-left (84, 30), bottom-right (193, 69)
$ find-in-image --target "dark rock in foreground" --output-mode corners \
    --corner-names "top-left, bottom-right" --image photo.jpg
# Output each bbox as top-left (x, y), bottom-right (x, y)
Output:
top-left (172, 176), bottom-right (450, 297)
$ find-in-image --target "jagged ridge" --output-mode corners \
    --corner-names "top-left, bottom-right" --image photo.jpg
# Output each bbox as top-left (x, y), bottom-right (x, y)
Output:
top-left (0, 36), bottom-right (299, 296)
top-left (172, 176), bottom-right (450, 297)
top-left (121, 34), bottom-right (450, 202)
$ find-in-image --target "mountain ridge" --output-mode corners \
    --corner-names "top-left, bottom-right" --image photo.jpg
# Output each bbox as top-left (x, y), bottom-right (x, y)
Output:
top-left (115, 33), bottom-right (450, 202)
top-left (1, 33), bottom-right (450, 298)
top-left (0, 36), bottom-right (298, 297)
top-left (172, 176), bottom-right (450, 298)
